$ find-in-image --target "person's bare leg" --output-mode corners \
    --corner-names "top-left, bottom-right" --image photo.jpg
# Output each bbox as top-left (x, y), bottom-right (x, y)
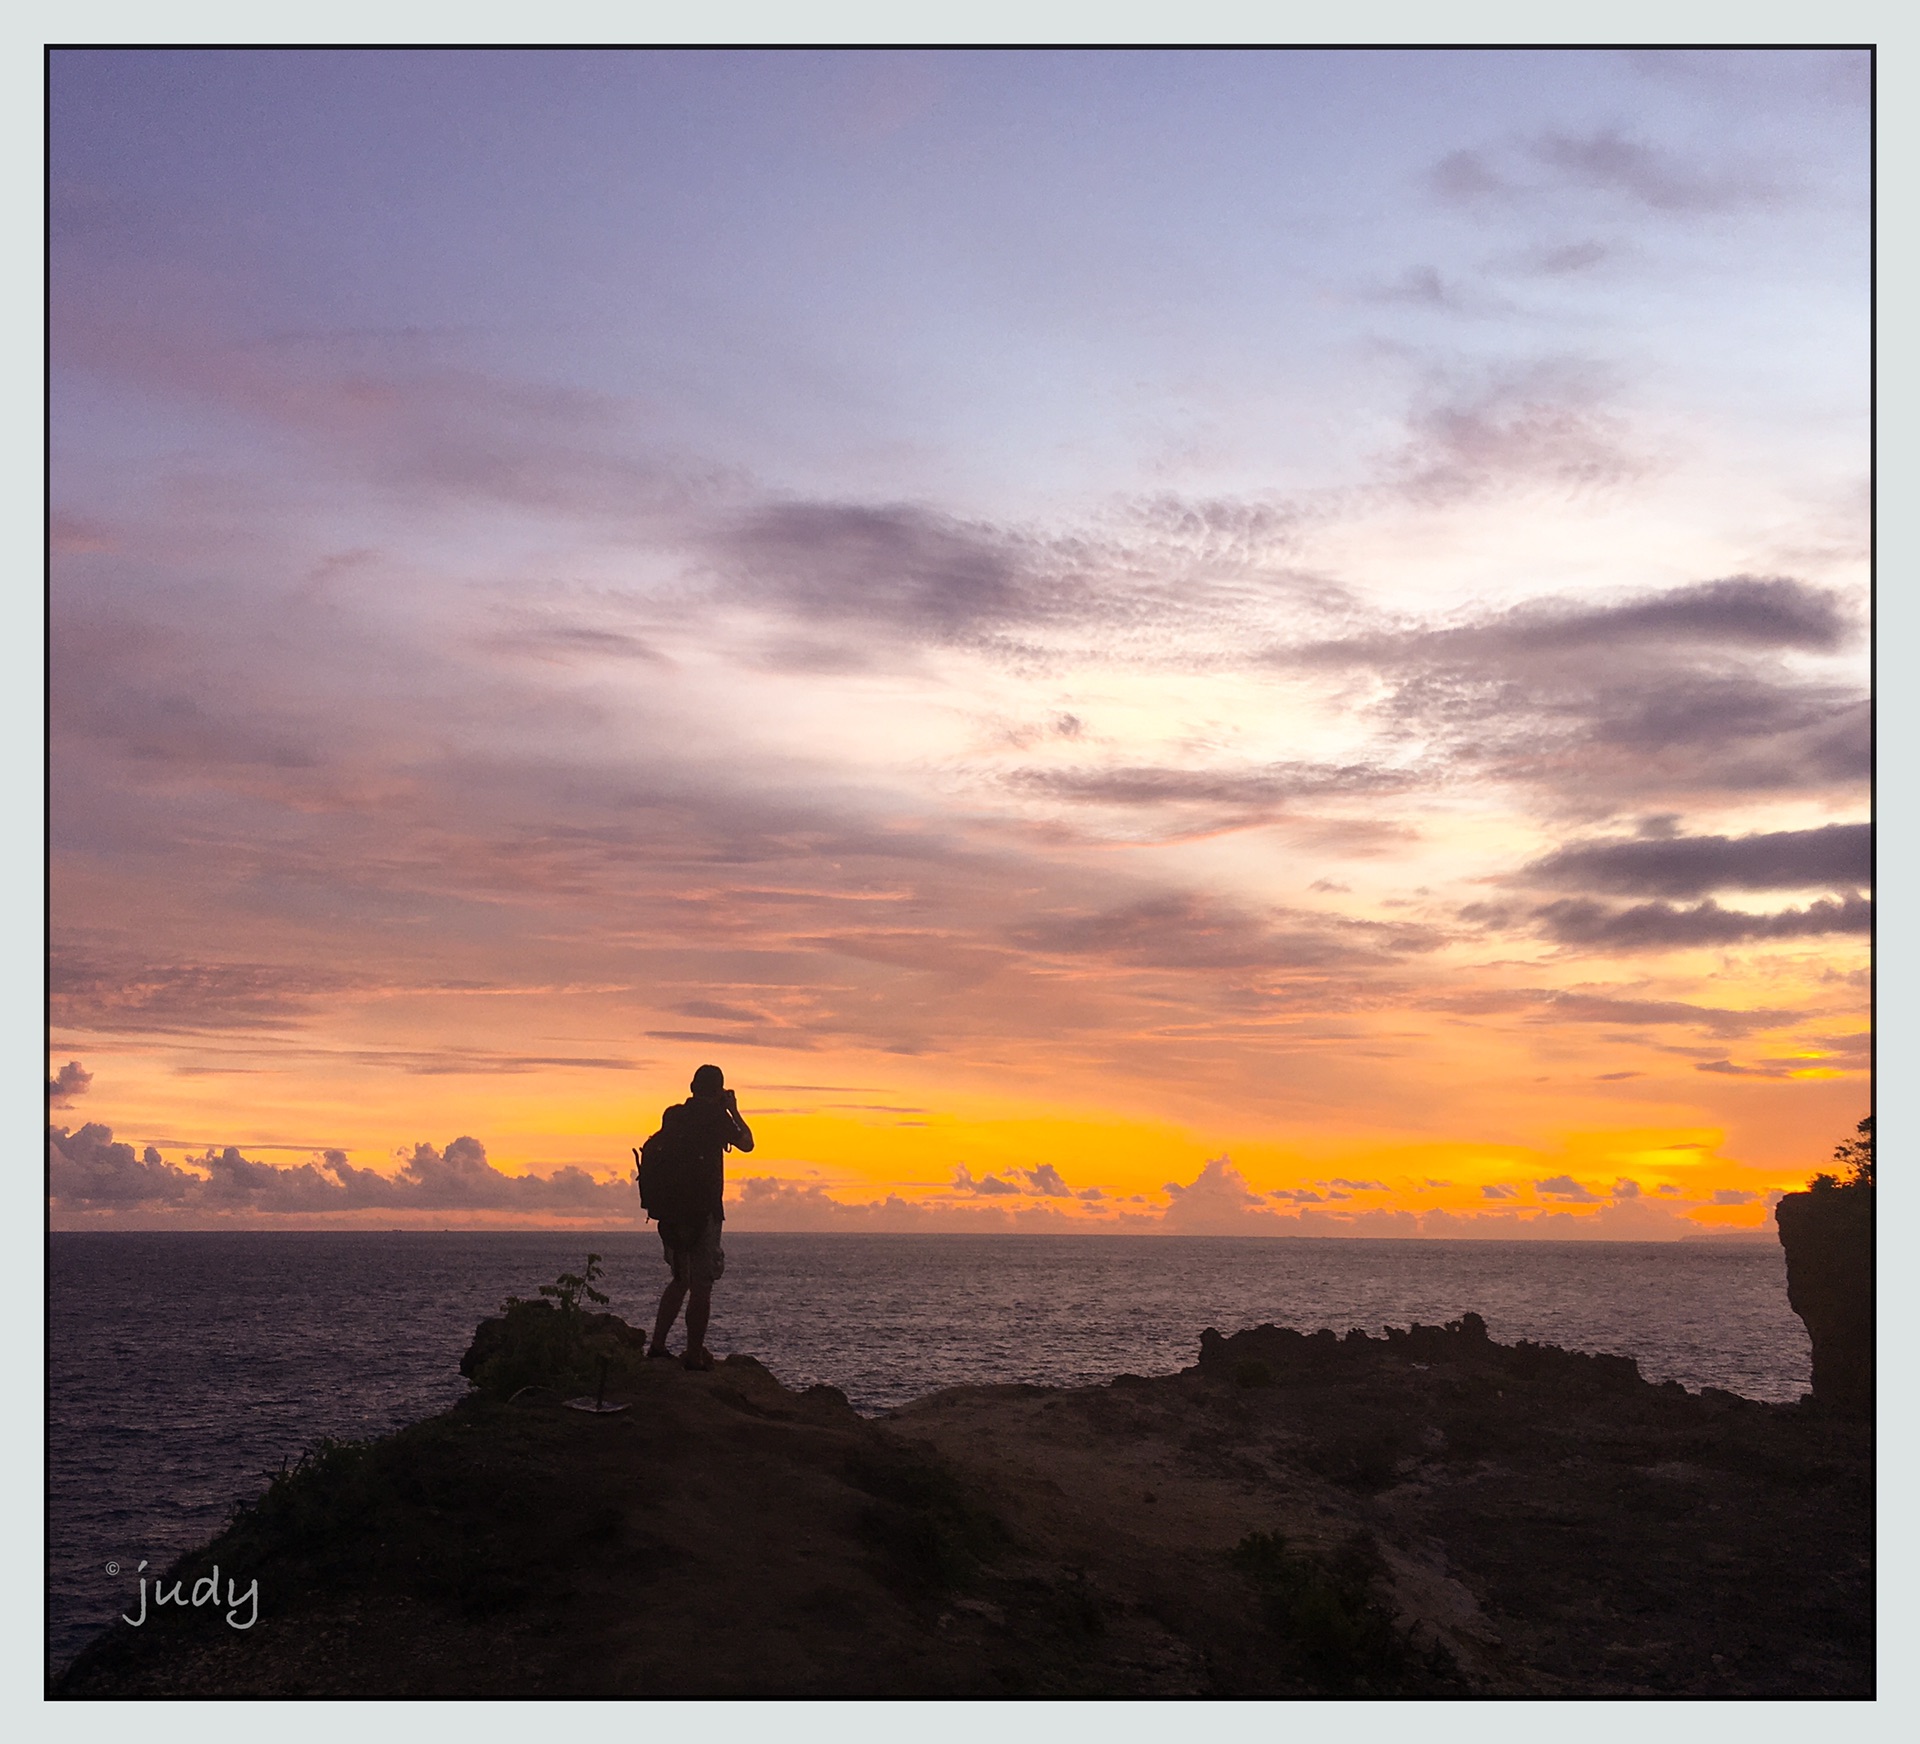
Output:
top-left (652, 1278), bottom-right (687, 1352)
top-left (685, 1283), bottom-right (713, 1361)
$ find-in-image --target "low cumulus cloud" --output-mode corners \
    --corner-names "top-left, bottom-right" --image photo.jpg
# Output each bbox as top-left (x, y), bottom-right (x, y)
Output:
top-left (952, 1160), bottom-right (1077, 1198)
top-left (729, 1174), bottom-right (944, 1230)
top-left (48, 1060), bottom-right (92, 1108)
top-left (48, 1124), bottom-right (204, 1208)
top-left (1162, 1155), bottom-right (1290, 1234)
top-left (49, 1124), bottom-right (634, 1219)
top-left (1534, 1175), bottom-right (1600, 1202)
top-left (953, 1164), bottom-right (1022, 1196)
top-left (727, 1174), bottom-right (1145, 1233)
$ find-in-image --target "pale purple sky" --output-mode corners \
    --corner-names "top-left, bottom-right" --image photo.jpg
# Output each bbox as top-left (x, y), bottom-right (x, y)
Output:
top-left (47, 48), bottom-right (1874, 1230)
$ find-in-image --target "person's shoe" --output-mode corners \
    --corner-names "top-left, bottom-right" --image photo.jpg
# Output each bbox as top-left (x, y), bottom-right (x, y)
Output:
top-left (682, 1347), bottom-right (715, 1372)
top-left (647, 1344), bottom-right (676, 1361)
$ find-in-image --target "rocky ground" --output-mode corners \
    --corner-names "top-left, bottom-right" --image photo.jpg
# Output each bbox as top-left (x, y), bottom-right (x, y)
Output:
top-left (53, 1310), bottom-right (1872, 1699)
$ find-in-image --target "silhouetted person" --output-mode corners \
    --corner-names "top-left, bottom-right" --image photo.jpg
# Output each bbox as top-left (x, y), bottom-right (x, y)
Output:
top-left (649, 1063), bottom-right (753, 1370)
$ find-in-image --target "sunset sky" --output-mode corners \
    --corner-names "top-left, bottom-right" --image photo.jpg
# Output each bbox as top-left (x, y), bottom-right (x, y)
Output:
top-left (48, 47), bottom-right (1870, 1234)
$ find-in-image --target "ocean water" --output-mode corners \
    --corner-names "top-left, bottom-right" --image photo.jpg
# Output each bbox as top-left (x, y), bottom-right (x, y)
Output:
top-left (47, 1230), bottom-right (1807, 1673)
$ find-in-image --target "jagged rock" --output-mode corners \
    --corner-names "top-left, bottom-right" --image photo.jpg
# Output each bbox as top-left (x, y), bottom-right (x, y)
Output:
top-left (457, 1304), bottom-right (646, 1386)
top-left (1776, 1185), bottom-right (1874, 1414)
top-left (54, 1308), bottom-right (1871, 1699)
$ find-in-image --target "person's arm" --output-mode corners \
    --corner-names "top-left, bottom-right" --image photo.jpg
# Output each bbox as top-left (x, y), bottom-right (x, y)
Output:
top-left (723, 1089), bottom-right (754, 1152)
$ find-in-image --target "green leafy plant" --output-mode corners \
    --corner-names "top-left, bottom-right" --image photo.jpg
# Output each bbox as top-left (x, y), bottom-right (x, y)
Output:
top-left (472, 1254), bottom-right (621, 1398)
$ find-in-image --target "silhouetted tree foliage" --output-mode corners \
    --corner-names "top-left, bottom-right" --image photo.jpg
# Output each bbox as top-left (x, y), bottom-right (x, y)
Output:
top-left (1809, 1116), bottom-right (1872, 1192)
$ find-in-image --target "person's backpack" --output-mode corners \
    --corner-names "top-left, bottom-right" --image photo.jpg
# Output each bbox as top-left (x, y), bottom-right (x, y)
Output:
top-left (634, 1103), bottom-right (705, 1228)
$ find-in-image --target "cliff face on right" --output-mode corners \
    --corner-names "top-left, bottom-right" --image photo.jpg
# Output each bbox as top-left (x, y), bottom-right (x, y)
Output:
top-left (1776, 1185), bottom-right (1874, 1415)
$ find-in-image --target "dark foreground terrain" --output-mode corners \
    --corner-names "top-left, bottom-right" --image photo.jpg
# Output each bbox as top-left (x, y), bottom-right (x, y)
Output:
top-left (54, 1310), bottom-right (1871, 1698)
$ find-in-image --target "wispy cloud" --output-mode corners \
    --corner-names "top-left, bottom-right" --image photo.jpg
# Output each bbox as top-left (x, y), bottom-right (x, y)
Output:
top-left (1387, 361), bottom-right (1642, 504)
top-left (1433, 128), bottom-right (1785, 215)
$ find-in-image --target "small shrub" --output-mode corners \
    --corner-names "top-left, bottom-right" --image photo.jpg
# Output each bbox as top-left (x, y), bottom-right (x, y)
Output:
top-left (469, 1254), bottom-right (624, 1399)
top-left (847, 1445), bottom-right (1006, 1592)
top-left (1234, 1359), bottom-right (1275, 1388)
top-left (1230, 1528), bottom-right (1415, 1693)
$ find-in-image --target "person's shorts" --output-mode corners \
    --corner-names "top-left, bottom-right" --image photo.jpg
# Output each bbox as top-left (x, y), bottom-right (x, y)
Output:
top-left (660, 1218), bottom-right (725, 1287)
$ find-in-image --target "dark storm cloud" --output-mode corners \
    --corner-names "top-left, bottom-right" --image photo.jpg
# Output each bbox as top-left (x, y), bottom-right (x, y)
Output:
top-left (1532, 893), bottom-right (1870, 950)
top-left (1521, 822), bottom-right (1870, 897)
top-left (48, 1124), bottom-right (636, 1216)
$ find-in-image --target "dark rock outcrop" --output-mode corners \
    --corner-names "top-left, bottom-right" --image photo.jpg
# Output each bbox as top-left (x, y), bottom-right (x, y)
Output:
top-left (55, 1309), bottom-right (1873, 1699)
top-left (1775, 1186), bottom-right (1874, 1415)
